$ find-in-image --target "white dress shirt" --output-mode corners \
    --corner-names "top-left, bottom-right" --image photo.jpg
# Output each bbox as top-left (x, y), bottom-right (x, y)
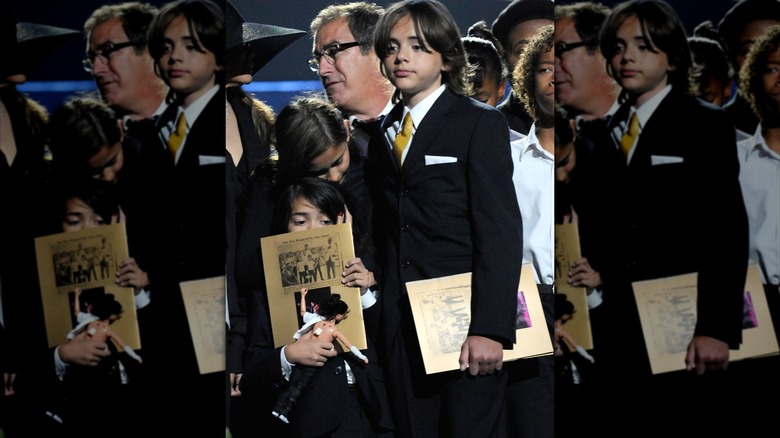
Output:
top-left (511, 123), bottom-right (554, 285)
top-left (737, 125), bottom-right (780, 285)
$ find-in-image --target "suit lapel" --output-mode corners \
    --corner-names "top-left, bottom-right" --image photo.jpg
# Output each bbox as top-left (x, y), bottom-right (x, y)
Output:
top-left (402, 89), bottom-right (457, 170)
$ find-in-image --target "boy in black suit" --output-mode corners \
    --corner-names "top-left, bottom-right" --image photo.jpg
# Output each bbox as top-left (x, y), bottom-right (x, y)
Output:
top-left (372, 1), bottom-right (523, 436)
top-left (142, 0), bottom-right (226, 435)
top-left (589, 0), bottom-right (749, 432)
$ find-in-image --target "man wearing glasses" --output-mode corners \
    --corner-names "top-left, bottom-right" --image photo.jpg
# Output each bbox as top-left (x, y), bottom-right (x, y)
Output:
top-left (83, 2), bottom-right (167, 125)
top-left (554, 2), bottom-right (619, 126)
top-left (310, 2), bottom-right (394, 158)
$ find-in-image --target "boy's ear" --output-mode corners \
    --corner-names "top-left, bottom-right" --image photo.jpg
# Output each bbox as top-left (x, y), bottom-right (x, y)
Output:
top-left (499, 79), bottom-right (507, 102)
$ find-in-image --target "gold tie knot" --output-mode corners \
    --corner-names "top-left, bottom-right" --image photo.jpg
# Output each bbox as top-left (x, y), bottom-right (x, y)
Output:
top-left (393, 113), bottom-right (413, 168)
top-left (167, 112), bottom-right (188, 158)
top-left (619, 112), bottom-right (639, 161)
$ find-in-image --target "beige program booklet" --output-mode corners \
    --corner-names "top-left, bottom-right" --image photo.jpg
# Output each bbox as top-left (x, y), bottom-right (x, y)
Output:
top-left (633, 264), bottom-right (779, 374)
top-left (406, 264), bottom-right (553, 374)
top-left (180, 276), bottom-right (226, 374)
top-left (261, 223), bottom-right (366, 351)
top-left (554, 223), bottom-right (593, 350)
top-left (34, 223), bottom-right (139, 350)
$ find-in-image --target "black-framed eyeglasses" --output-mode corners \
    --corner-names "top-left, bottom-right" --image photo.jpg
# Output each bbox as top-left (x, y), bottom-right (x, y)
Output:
top-left (83, 41), bottom-right (139, 72)
top-left (308, 42), bottom-right (361, 72)
top-left (555, 41), bottom-right (589, 59)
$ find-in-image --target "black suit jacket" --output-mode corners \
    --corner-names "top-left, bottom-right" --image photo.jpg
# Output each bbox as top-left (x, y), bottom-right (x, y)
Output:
top-left (595, 89), bottom-right (748, 349)
top-left (377, 89), bottom-right (523, 351)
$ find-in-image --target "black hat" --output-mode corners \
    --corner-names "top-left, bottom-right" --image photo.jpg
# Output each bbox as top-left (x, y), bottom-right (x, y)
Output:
top-left (718, 0), bottom-right (780, 55)
top-left (226, 0), bottom-right (306, 77)
top-left (491, 0), bottom-right (554, 47)
top-left (1, 1), bottom-right (80, 78)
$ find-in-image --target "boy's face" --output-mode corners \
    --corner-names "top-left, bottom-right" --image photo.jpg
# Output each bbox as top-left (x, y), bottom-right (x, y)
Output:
top-left (506, 19), bottom-right (553, 74)
top-left (736, 19), bottom-right (780, 71)
top-left (610, 15), bottom-right (670, 106)
top-left (158, 15), bottom-right (222, 105)
top-left (383, 15), bottom-right (445, 107)
top-left (63, 197), bottom-right (111, 232)
top-left (534, 48), bottom-right (555, 120)
top-left (762, 46), bottom-right (780, 113)
top-left (288, 197), bottom-right (335, 232)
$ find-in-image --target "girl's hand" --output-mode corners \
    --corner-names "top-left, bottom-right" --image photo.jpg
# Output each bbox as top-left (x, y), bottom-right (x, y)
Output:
top-left (342, 257), bottom-right (375, 295)
top-left (116, 257), bottom-right (150, 294)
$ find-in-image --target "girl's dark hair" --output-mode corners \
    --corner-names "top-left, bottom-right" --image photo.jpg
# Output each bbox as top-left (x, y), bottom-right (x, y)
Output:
top-left (275, 177), bottom-right (346, 234)
top-left (274, 177), bottom-right (372, 261)
top-left (599, 0), bottom-right (692, 94)
top-left (463, 21), bottom-right (507, 93)
top-left (147, 0), bottom-right (225, 84)
top-left (688, 35), bottom-right (733, 101)
top-left (513, 24), bottom-right (554, 121)
top-left (48, 96), bottom-right (121, 179)
top-left (60, 178), bottom-right (121, 228)
top-left (316, 293), bottom-right (349, 320)
top-left (274, 96), bottom-right (348, 189)
top-left (89, 293), bottom-right (124, 321)
top-left (741, 24), bottom-right (780, 123)
top-left (374, 0), bottom-right (471, 102)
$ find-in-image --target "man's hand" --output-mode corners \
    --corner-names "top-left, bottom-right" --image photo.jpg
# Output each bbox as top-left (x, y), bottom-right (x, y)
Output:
top-left (3, 372), bottom-right (16, 396)
top-left (230, 372), bottom-right (242, 396)
top-left (58, 331), bottom-right (110, 366)
top-left (284, 335), bottom-right (338, 367)
top-left (459, 335), bottom-right (503, 376)
top-left (685, 335), bottom-right (729, 375)
top-left (116, 257), bottom-right (150, 294)
top-left (567, 257), bottom-right (602, 289)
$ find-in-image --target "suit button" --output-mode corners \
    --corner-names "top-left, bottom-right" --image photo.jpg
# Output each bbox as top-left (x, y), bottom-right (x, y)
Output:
top-left (334, 366), bottom-right (343, 375)
top-left (401, 224), bottom-right (410, 232)
top-left (401, 260), bottom-right (410, 269)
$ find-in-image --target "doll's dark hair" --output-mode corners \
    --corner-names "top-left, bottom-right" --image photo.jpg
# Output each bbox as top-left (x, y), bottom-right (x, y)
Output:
top-left (555, 293), bottom-right (576, 320)
top-left (88, 293), bottom-right (124, 322)
top-left (316, 293), bottom-right (350, 320)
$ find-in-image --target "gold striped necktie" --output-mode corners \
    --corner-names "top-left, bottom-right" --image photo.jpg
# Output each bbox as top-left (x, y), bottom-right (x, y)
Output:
top-left (167, 112), bottom-right (187, 158)
top-left (393, 113), bottom-right (413, 168)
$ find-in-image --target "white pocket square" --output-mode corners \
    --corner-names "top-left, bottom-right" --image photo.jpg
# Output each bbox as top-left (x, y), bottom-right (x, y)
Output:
top-left (651, 155), bottom-right (683, 165)
top-left (199, 155), bottom-right (226, 165)
top-left (425, 155), bottom-right (457, 165)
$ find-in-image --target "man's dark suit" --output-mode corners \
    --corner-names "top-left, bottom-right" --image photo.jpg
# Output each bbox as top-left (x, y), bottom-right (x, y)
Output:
top-left (374, 88), bottom-right (523, 437)
top-left (588, 88), bottom-right (749, 430)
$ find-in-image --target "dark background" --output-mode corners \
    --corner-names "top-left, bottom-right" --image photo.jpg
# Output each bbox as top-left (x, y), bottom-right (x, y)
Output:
top-left (9, 0), bottom-right (741, 113)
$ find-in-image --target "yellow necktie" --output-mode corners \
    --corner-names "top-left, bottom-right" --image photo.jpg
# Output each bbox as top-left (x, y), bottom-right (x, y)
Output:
top-left (393, 113), bottom-right (413, 168)
top-left (619, 112), bottom-right (639, 161)
top-left (167, 112), bottom-right (187, 158)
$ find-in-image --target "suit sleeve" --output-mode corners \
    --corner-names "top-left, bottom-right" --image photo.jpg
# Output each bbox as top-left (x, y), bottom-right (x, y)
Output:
top-left (689, 105), bottom-right (748, 348)
top-left (466, 108), bottom-right (524, 347)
